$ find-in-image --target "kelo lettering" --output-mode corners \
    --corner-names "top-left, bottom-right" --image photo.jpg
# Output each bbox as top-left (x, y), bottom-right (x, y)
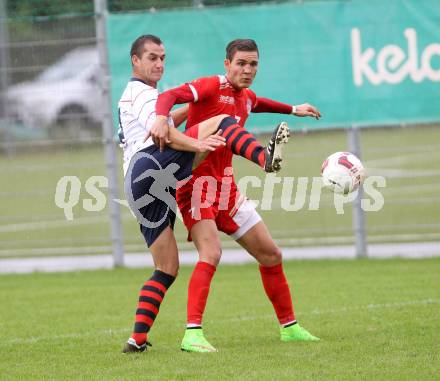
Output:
top-left (351, 28), bottom-right (440, 86)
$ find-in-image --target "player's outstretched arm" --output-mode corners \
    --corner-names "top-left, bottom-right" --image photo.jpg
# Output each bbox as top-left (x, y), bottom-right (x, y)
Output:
top-left (293, 103), bottom-right (321, 120)
top-left (252, 97), bottom-right (321, 120)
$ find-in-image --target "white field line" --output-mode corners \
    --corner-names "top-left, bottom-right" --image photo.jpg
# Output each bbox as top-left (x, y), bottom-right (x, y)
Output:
top-left (380, 182), bottom-right (440, 195)
top-left (0, 215), bottom-right (108, 233)
top-left (227, 298), bottom-right (440, 322)
top-left (1, 299), bottom-right (437, 346)
top-left (273, 233), bottom-right (440, 245)
top-left (283, 143), bottom-right (440, 159)
top-left (378, 197), bottom-right (440, 204)
top-left (0, 161), bottom-right (104, 172)
top-left (365, 144), bottom-right (440, 155)
top-left (267, 196), bottom-right (440, 210)
top-left (270, 223), bottom-right (440, 234)
top-left (364, 150), bottom-right (440, 167)
top-left (367, 168), bottom-right (440, 178)
top-left (0, 213), bottom-right (69, 223)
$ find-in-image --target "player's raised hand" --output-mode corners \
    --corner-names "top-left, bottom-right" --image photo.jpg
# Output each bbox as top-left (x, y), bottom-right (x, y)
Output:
top-left (196, 130), bottom-right (226, 152)
top-left (294, 103), bottom-right (322, 120)
top-left (145, 115), bottom-right (171, 152)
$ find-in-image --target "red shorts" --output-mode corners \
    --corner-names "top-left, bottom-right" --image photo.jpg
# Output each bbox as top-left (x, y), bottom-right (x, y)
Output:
top-left (179, 122), bottom-right (261, 241)
top-left (177, 178), bottom-right (261, 241)
top-left (183, 123), bottom-right (199, 139)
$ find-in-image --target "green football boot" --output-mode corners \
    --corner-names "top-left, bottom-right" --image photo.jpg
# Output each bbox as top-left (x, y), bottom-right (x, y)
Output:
top-left (280, 324), bottom-right (320, 342)
top-left (181, 328), bottom-right (217, 353)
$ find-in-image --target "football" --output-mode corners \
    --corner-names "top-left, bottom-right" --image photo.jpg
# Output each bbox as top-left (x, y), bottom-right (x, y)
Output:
top-left (321, 151), bottom-right (365, 194)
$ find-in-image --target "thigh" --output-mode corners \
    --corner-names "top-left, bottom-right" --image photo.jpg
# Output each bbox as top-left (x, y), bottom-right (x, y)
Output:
top-left (236, 220), bottom-right (282, 267)
top-left (216, 189), bottom-right (261, 238)
top-left (186, 114), bottom-right (229, 140)
top-left (125, 146), bottom-right (184, 247)
top-left (178, 182), bottom-right (219, 242)
top-left (190, 220), bottom-right (222, 266)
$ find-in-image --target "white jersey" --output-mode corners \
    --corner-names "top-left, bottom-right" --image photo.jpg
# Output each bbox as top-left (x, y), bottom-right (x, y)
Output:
top-left (118, 78), bottom-right (173, 175)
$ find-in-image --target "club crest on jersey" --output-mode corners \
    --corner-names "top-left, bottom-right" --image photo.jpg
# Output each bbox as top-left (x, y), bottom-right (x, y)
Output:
top-left (246, 99), bottom-right (252, 114)
top-left (219, 95), bottom-right (235, 105)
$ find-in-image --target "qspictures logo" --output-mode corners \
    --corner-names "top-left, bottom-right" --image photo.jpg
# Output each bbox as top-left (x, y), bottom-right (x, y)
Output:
top-left (124, 151), bottom-right (185, 228)
top-left (351, 28), bottom-right (440, 86)
top-left (54, 167), bottom-right (386, 224)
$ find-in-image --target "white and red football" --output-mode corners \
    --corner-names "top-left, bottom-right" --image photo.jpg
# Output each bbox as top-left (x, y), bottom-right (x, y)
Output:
top-left (321, 152), bottom-right (365, 194)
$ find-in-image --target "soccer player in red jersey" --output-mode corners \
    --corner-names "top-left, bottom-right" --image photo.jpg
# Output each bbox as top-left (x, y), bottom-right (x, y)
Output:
top-left (150, 39), bottom-right (322, 352)
top-left (120, 35), bottom-right (286, 354)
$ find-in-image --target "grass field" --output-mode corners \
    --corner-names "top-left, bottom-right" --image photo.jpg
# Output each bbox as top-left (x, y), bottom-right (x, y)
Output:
top-left (0, 258), bottom-right (439, 380)
top-left (1, 125), bottom-right (440, 258)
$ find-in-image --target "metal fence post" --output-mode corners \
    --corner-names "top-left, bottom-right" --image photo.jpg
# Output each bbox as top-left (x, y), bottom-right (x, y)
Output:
top-left (0, 0), bottom-right (13, 156)
top-left (94, 0), bottom-right (124, 266)
top-left (348, 127), bottom-right (368, 258)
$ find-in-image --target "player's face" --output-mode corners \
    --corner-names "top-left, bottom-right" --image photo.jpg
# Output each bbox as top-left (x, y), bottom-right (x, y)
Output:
top-left (224, 50), bottom-right (259, 89)
top-left (132, 42), bottom-right (165, 87)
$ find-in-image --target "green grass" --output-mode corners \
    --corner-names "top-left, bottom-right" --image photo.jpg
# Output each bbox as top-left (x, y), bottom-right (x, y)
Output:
top-left (0, 258), bottom-right (439, 380)
top-left (1, 125), bottom-right (440, 257)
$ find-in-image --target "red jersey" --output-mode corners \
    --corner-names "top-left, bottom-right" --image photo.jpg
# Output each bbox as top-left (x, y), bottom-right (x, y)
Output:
top-left (155, 74), bottom-right (293, 179)
top-left (155, 74), bottom-right (293, 229)
top-left (186, 75), bottom-right (257, 179)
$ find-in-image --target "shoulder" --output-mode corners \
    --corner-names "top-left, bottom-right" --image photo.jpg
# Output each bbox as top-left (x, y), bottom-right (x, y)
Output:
top-left (244, 87), bottom-right (256, 97)
top-left (131, 80), bottom-right (158, 96)
top-left (190, 75), bottom-right (220, 86)
top-left (244, 88), bottom-right (257, 103)
top-left (128, 81), bottom-right (158, 106)
top-left (188, 75), bottom-right (222, 99)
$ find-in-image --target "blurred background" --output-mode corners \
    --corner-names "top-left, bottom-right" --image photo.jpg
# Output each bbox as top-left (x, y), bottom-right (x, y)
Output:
top-left (0, 0), bottom-right (439, 267)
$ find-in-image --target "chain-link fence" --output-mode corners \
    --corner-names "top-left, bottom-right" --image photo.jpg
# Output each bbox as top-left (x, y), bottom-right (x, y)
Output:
top-left (1, 0), bottom-right (439, 264)
top-left (1, 0), bottom-right (296, 261)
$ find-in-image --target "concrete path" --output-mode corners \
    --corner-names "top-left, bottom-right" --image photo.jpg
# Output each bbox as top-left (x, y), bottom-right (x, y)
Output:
top-left (0, 241), bottom-right (438, 274)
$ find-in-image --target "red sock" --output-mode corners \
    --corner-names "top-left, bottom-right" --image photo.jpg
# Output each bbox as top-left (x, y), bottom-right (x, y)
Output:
top-left (131, 270), bottom-right (175, 345)
top-left (259, 263), bottom-right (296, 325)
top-left (187, 261), bottom-right (217, 325)
top-left (219, 117), bottom-right (266, 168)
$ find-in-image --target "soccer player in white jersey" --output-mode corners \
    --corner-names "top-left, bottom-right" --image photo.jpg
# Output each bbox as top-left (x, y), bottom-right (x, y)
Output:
top-left (120, 34), bottom-right (229, 353)
top-left (120, 35), bottom-right (290, 353)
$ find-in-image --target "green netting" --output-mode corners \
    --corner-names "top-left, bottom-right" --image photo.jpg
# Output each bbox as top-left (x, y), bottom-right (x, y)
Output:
top-left (5, 0), bottom-right (318, 18)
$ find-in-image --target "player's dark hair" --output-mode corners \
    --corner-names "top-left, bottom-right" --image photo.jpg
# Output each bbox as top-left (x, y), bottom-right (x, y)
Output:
top-left (130, 34), bottom-right (163, 59)
top-left (226, 39), bottom-right (259, 61)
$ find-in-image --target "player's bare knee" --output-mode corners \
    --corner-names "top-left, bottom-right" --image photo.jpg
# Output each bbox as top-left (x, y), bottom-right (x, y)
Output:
top-left (199, 247), bottom-right (222, 266)
top-left (158, 262), bottom-right (179, 277)
top-left (259, 247), bottom-right (282, 266)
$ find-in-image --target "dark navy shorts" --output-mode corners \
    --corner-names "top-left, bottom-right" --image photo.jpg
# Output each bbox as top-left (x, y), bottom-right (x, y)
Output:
top-left (124, 145), bottom-right (195, 247)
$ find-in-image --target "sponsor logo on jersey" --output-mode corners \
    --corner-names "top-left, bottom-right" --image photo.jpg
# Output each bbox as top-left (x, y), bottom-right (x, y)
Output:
top-left (219, 95), bottom-right (235, 105)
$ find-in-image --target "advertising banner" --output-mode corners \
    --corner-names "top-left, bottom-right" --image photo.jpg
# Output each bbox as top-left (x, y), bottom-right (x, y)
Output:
top-left (107, 0), bottom-right (440, 131)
